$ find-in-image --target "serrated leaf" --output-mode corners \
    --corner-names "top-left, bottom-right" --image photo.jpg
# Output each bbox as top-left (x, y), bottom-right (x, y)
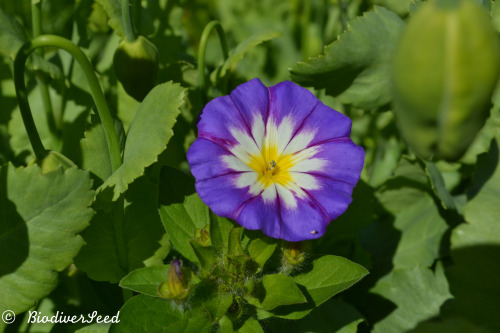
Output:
top-left (119, 265), bottom-right (170, 297)
top-left (212, 30), bottom-right (283, 81)
top-left (75, 176), bottom-right (166, 283)
top-left (445, 135), bottom-right (500, 331)
top-left (0, 164), bottom-right (94, 317)
top-left (158, 166), bottom-right (209, 262)
top-left (392, 195), bottom-right (448, 269)
top-left (290, 6), bottom-right (405, 110)
top-left (256, 274), bottom-right (306, 311)
top-left (0, 8), bottom-right (63, 80)
top-left (247, 238), bottom-right (277, 271)
top-left (95, 0), bottom-right (125, 37)
top-left (371, 264), bottom-right (452, 333)
top-left (110, 294), bottom-right (211, 333)
top-left (98, 82), bottom-right (185, 201)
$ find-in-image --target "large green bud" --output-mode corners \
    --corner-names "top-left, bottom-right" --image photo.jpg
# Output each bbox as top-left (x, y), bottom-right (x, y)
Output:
top-left (113, 36), bottom-right (159, 101)
top-left (392, 0), bottom-right (500, 161)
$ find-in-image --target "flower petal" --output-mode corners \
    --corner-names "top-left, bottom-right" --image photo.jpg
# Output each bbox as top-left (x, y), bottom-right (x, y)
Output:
top-left (195, 173), bottom-right (255, 220)
top-left (267, 81), bottom-right (320, 155)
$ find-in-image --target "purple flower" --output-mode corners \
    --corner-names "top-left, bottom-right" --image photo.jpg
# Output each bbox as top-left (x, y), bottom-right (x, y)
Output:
top-left (187, 79), bottom-right (364, 242)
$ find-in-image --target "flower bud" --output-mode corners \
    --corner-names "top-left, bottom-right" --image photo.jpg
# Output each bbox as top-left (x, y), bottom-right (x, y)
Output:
top-left (392, 0), bottom-right (500, 161)
top-left (113, 36), bottom-right (159, 101)
top-left (281, 241), bottom-right (310, 270)
top-left (158, 259), bottom-right (189, 301)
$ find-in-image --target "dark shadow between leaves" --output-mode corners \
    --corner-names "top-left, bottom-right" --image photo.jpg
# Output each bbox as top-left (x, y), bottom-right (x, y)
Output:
top-left (443, 244), bottom-right (500, 332)
top-left (158, 165), bottom-right (196, 206)
top-left (467, 138), bottom-right (498, 200)
top-left (0, 165), bottom-right (29, 278)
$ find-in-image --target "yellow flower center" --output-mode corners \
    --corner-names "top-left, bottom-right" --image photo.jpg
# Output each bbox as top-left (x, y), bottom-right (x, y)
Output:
top-left (247, 144), bottom-right (295, 188)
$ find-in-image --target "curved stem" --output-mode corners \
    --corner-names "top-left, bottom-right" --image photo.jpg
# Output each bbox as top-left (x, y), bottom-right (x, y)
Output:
top-left (32, 0), bottom-right (59, 136)
top-left (14, 35), bottom-right (122, 171)
top-left (198, 21), bottom-right (229, 103)
top-left (121, 0), bottom-right (136, 42)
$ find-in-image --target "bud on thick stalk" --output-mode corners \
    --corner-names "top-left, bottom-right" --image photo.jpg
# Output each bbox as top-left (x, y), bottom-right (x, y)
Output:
top-left (392, 0), bottom-right (500, 161)
top-left (113, 36), bottom-right (159, 101)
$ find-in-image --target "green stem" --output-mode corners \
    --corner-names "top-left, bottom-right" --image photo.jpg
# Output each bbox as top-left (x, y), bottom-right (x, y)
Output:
top-left (121, 0), bottom-right (136, 41)
top-left (14, 35), bottom-right (122, 171)
top-left (32, 0), bottom-right (59, 136)
top-left (113, 197), bottom-right (128, 273)
top-left (198, 21), bottom-right (229, 103)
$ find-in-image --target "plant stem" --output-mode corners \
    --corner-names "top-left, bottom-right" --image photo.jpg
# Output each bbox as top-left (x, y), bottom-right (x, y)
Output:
top-left (198, 21), bottom-right (229, 103)
top-left (32, 0), bottom-right (59, 137)
top-left (121, 0), bottom-right (136, 41)
top-left (14, 35), bottom-right (122, 171)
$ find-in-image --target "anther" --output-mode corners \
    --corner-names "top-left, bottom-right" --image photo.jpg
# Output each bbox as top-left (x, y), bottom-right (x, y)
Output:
top-left (268, 160), bottom-right (276, 170)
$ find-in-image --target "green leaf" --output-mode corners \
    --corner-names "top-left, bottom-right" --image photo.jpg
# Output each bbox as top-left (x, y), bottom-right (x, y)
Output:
top-left (266, 299), bottom-right (364, 333)
top-left (409, 317), bottom-right (492, 333)
top-left (373, 0), bottom-right (411, 16)
top-left (295, 255), bottom-right (368, 305)
top-left (247, 238), bottom-right (277, 271)
top-left (190, 240), bottom-right (217, 276)
top-left (258, 274), bottom-right (307, 311)
top-left (210, 212), bottom-right (235, 255)
top-left (290, 6), bottom-right (405, 110)
top-left (80, 113), bottom-right (114, 182)
top-left (426, 161), bottom-right (456, 210)
top-left (98, 82), bottom-right (185, 201)
top-left (95, 0), bottom-right (125, 37)
top-left (119, 265), bottom-right (170, 298)
top-left (376, 156), bottom-right (429, 215)
top-left (0, 164), bottom-right (94, 317)
top-left (75, 176), bottom-right (166, 283)
top-left (371, 264), bottom-right (452, 333)
top-left (202, 293), bottom-right (233, 323)
top-left (392, 195), bottom-right (448, 269)
top-left (110, 294), bottom-right (211, 333)
top-left (227, 227), bottom-right (245, 258)
top-left (239, 317), bottom-right (264, 333)
top-left (271, 255), bottom-right (368, 319)
top-left (445, 136), bottom-right (500, 331)
top-left (0, 8), bottom-right (27, 59)
top-left (75, 323), bottom-right (111, 333)
top-left (212, 30), bottom-right (283, 80)
top-left (158, 166), bottom-right (209, 262)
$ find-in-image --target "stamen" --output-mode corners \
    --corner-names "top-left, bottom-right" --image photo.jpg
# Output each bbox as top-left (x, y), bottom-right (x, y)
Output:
top-left (268, 160), bottom-right (276, 170)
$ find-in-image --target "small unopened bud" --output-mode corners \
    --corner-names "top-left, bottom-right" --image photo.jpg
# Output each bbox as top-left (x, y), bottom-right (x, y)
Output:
top-left (194, 227), bottom-right (211, 246)
top-left (158, 259), bottom-right (189, 301)
top-left (281, 241), bottom-right (310, 270)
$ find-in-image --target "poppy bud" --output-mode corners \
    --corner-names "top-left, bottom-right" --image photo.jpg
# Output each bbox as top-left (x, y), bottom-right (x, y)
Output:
top-left (113, 36), bottom-right (159, 101)
top-left (392, 0), bottom-right (500, 161)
